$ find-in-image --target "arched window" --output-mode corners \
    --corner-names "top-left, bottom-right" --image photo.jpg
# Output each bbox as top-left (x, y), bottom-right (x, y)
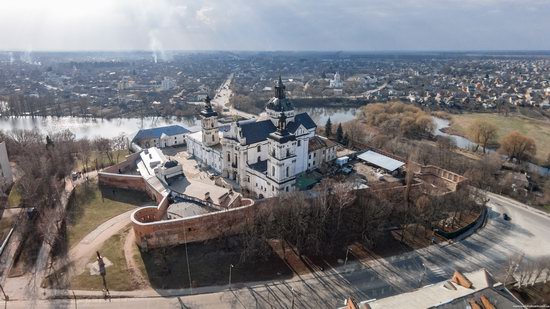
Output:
top-left (211, 135), bottom-right (215, 142)
top-left (286, 166), bottom-right (289, 177)
top-left (257, 156), bottom-right (261, 163)
top-left (272, 166), bottom-right (275, 176)
top-left (257, 145), bottom-right (261, 152)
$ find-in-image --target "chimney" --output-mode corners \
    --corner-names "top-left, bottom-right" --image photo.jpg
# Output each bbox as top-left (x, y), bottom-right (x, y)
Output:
top-left (468, 299), bottom-right (482, 309)
top-left (451, 271), bottom-right (472, 289)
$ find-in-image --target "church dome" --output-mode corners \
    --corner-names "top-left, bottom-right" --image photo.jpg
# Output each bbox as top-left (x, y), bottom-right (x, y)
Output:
top-left (266, 76), bottom-right (294, 112)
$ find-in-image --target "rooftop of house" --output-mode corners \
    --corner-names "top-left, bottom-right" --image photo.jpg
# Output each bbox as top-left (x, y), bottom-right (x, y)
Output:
top-left (238, 112), bottom-right (316, 145)
top-left (308, 135), bottom-right (337, 152)
top-left (351, 269), bottom-right (523, 309)
top-left (248, 159), bottom-right (268, 174)
top-left (132, 125), bottom-right (190, 143)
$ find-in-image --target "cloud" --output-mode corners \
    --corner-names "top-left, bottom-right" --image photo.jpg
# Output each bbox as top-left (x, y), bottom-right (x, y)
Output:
top-left (0, 0), bottom-right (548, 51)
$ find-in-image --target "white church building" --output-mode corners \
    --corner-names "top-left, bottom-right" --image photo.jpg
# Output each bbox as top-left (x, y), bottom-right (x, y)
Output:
top-left (186, 77), bottom-right (337, 198)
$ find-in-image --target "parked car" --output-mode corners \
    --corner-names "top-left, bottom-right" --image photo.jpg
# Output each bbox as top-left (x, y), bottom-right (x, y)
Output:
top-left (341, 166), bottom-right (353, 175)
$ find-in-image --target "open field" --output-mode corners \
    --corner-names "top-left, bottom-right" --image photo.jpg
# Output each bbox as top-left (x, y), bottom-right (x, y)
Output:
top-left (6, 184), bottom-right (21, 207)
top-left (138, 238), bottom-right (294, 289)
top-left (65, 180), bottom-right (152, 249)
top-left (449, 113), bottom-right (550, 163)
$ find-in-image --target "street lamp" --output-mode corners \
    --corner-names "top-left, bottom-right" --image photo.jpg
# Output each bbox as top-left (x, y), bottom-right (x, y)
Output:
top-left (344, 247), bottom-right (352, 266)
top-left (419, 263), bottom-right (427, 287)
top-left (228, 264), bottom-right (234, 288)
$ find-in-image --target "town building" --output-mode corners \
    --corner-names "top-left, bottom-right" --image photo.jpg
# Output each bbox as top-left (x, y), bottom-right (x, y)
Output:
top-left (330, 72), bottom-right (344, 88)
top-left (160, 77), bottom-right (176, 91)
top-left (131, 125), bottom-right (190, 150)
top-left (186, 77), bottom-right (337, 198)
top-left (0, 141), bottom-right (13, 191)
top-left (343, 269), bottom-right (524, 309)
top-left (138, 147), bottom-right (183, 180)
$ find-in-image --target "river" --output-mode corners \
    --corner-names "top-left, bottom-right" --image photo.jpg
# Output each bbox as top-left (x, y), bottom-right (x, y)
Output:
top-left (0, 116), bottom-right (202, 139)
top-left (433, 117), bottom-right (548, 176)
top-left (0, 107), bottom-right (357, 139)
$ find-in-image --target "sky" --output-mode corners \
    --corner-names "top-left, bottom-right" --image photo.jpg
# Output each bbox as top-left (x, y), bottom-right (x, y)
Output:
top-left (0, 0), bottom-right (549, 52)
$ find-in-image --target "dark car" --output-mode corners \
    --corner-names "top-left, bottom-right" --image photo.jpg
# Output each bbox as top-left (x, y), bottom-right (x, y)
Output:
top-left (503, 213), bottom-right (511, 221)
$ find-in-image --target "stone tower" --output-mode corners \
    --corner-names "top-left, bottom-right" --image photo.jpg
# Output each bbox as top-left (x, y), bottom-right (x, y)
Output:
top-left (266, 112), bottom-right (297, 195)
top-left (265, 76), bottom-right (295, 126)
top-left (200, 95), bottom-right (220, 147)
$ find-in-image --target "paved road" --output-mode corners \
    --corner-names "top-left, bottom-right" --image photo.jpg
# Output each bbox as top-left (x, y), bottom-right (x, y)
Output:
top-left (211, 74), bottom-right (257, 120)
top-left (3, 187), bottom-right (549, 308)
top-left (11, 190), bottom-right (544, 308)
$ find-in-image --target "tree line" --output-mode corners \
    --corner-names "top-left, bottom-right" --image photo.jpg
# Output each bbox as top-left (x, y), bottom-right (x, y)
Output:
top-left (236, 179), bottom-right (482, 263)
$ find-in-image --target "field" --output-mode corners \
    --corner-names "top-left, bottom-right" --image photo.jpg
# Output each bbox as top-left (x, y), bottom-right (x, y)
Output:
top-left (6, 184), bottom-right (21, 207)
top-left (70, 228), bottom-right (145, 291)
top-left (449, 113), bottom-right (550, 163)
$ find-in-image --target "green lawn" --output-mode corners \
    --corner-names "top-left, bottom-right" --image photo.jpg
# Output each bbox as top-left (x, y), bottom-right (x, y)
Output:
top-left (70, 228), bottom-right (142, 291)
top-left (450, 113), bottom-right (550, 163)
top-left (65, 180), bottom-right (152, 249)
top-left (6, 184), bottom-right (22, 208)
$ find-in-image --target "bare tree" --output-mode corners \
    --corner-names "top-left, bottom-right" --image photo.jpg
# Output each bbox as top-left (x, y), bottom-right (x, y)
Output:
top-left (499, 131), bottom-right (536, 163)
top-left (468, 120), bottom-right (498, 153)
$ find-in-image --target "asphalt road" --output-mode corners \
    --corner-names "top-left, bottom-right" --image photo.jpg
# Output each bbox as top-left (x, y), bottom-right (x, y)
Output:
top-left (4, 190), bottom-right (550, 308)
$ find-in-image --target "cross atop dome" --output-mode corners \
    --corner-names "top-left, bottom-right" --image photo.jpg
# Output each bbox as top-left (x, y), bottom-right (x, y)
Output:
top-left (275, 75), bottom-right (286, 99)
top-left (204, 95), bottom-right (213, 109)
top-left (200, 94), bottom-right (218, 118)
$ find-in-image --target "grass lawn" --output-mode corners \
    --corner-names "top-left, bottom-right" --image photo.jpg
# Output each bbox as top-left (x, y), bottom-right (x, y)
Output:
top-left (65, 180), bottom-right (152, 249)
top-left (6, 184), bottom-right (22, 208)
top-left (76, 149), bottom-right (129, 171)
top-left (70, 228), bottom-right (142, 291)
top-left (449, 113), bottom-right (550, 163)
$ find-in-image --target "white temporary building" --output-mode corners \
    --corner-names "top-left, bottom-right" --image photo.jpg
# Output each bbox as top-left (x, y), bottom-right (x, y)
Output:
top-left (357, 150), bottom-right (404, 172)
top-left (335, 156), bottom-right (349, 167)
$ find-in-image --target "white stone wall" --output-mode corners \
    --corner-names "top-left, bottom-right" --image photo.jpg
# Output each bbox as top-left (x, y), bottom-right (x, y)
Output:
top-left (139, 134), bottom-right (186, 148)
top-left (186, 135), bottom-right (222, 173)
top-left (160, 134), bottom-right (186, 147)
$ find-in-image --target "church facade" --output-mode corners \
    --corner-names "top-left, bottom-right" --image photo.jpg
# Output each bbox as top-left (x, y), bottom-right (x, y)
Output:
top-left (186, 77), bottom-right (337, 198)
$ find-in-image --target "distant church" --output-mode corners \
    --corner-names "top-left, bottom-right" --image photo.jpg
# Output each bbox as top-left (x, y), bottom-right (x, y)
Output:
top-left (186, 77), bottom-right (337, 198)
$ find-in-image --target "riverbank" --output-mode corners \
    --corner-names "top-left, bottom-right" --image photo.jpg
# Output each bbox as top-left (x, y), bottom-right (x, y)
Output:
top-left (447, 113), bottom-right (550, 164)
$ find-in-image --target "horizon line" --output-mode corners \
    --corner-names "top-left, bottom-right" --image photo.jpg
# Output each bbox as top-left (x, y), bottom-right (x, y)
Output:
top-left (2, 49), bottom-right (550, 54)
